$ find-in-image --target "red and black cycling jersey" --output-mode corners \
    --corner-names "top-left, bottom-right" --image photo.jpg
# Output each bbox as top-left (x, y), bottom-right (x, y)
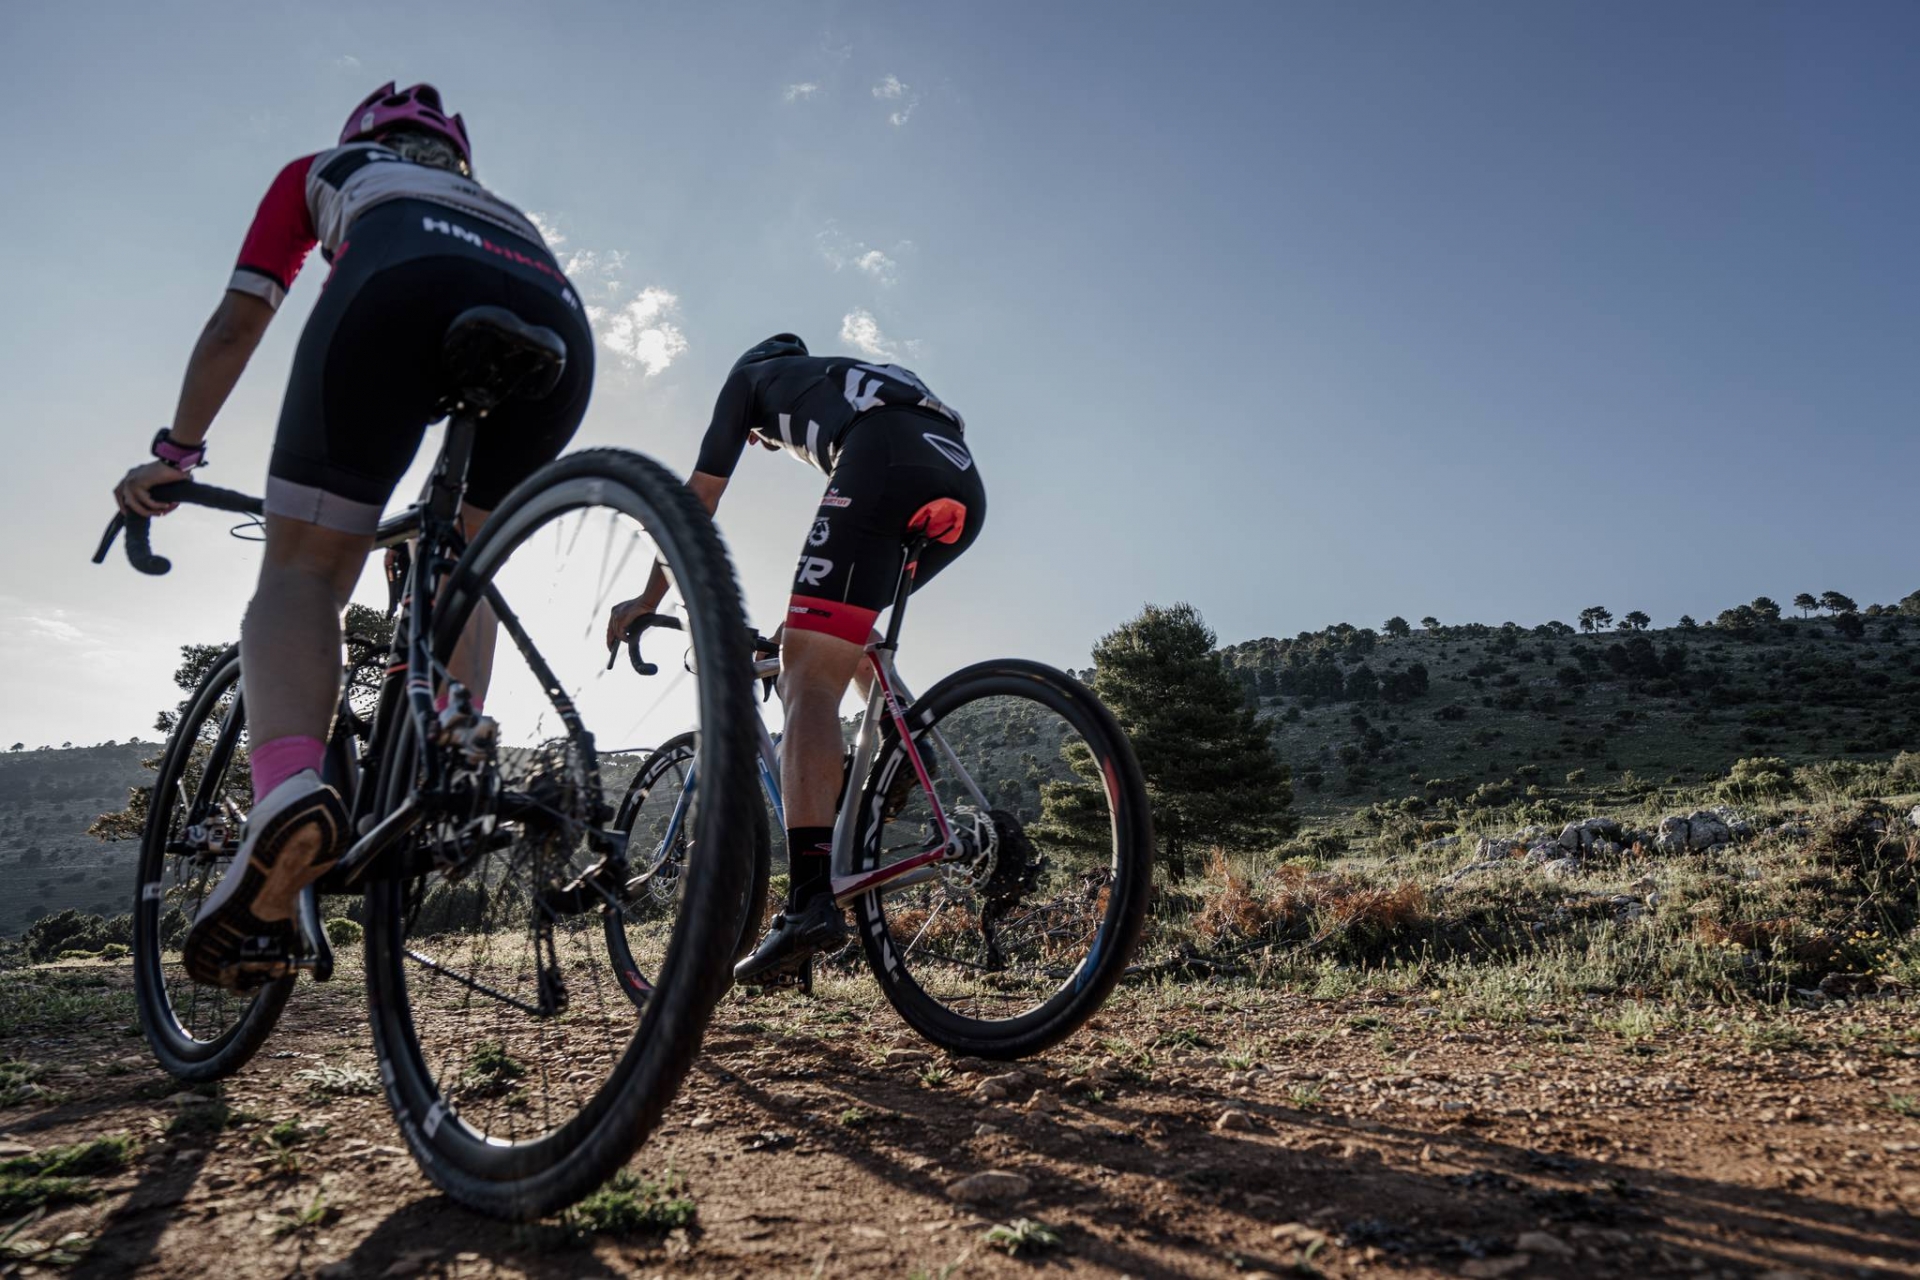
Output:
top-left (229, 142), bottom-right (547, 310)
top-left (693, 356), bottom-right (965, 479)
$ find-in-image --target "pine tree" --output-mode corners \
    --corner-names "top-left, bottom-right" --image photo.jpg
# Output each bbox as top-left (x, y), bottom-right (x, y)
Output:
top-left (1037, 603), bottom-right (1293, 881)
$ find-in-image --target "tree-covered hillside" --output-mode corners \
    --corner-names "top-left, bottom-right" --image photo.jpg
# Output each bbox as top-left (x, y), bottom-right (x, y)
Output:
top-left (0, 742), bottom-right (158, 936)
top-left (1222, 595), bottom-right (1919, 825)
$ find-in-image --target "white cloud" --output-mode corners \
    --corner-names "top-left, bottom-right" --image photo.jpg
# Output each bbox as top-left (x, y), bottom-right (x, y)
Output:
top-left (531, 212), bottom-right (685, 375)
top-left (817, 225), bottom-right (907, 286)
top-left (840, 309), bottom-right (900, 360)
top-left (872, 74), bottom-right (920, 126)
top-left (527, 212), bottom-right (565, 248)
top-left (24, 614), bottom-right (83, 644)
top-left (784, 82), bottom-right (819, 102)
top-left (598, 289), bottom-right (689, 378)
top-left (333, 54), bottom-right (362, 72)
top-left (853, 249), bottom-right (897, 284)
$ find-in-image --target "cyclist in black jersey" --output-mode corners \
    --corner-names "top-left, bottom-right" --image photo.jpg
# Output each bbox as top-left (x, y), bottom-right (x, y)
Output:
top-left (112, 83), bottom-right (593, 990)
top-left (606, 334), bottom-right (985, 979)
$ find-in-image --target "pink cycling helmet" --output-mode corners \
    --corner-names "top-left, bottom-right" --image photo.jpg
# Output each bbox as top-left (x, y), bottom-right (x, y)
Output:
top-left (340, 82), bottom-right (472, 168)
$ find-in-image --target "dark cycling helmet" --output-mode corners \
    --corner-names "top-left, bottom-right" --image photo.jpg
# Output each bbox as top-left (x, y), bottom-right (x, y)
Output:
top-left (342, 82), bottom-right (472, 170)
top-left (733, 334), bottom-right (808, 372)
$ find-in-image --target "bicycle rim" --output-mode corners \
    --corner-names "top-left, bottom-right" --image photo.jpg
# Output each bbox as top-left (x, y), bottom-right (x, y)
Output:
top-left (852, 659), bottom-right (1153, 1058)
top-left (131, 646), bottom-right (292, 1079)
top-left (363, 448), bottom-right (757, 1218)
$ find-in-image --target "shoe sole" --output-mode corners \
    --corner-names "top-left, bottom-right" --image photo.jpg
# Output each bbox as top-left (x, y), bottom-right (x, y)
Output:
top-left (182, 793), bottom-right (345, 991)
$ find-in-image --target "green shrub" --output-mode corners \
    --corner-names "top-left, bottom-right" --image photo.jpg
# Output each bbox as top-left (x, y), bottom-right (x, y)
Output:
top-left (1720, 756), bottom-right (1795, 801)
top-left (22, 910), bottom-right (133, 962)
top-left (323, 918), bottom-right (364, 947)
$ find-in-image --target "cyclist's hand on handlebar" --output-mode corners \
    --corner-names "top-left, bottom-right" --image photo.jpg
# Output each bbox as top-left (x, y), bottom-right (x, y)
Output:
top-left (605, 596), bottom-right (655, 653)
top-left (114, 460), bottom-right (189, 519)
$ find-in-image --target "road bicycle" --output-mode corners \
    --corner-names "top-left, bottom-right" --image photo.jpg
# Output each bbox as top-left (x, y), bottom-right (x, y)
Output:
top-left (602, 531), bottom-right (1154, 1060)
top-left (92, 305), bottom-right (760, 1219)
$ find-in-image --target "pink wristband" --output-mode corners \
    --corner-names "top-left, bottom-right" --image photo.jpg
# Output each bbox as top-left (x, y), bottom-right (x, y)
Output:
top-left (151, 429), bottom-right (206, 471)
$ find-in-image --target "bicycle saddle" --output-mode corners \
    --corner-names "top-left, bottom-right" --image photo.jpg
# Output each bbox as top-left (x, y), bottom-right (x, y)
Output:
top-left (441, 305), bottom-right (568, 412)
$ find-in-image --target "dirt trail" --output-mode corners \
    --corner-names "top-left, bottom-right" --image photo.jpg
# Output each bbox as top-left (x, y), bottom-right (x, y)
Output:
top-left (4, 967), bottom-right (1918, 1279)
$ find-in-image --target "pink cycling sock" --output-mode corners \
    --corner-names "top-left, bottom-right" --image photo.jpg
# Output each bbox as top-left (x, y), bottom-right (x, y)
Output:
top-left (250, 735), bottom-right (326, 800)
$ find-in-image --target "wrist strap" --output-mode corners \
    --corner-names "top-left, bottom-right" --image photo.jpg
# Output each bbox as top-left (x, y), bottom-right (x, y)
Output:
top-left (151, 428), bottom-right (206, 471)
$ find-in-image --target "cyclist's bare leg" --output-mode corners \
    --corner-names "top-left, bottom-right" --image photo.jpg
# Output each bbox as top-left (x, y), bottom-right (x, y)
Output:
top-left (188, 514), bottom-right (366, 986)
top-left (443, 502), bottom-right (496, 706)
top-left (733, 625), bottom-right (864, 979)
top-left (242, 514), bottom-right (373, 745)
top-left (777, 628), bottom-right (868, 828)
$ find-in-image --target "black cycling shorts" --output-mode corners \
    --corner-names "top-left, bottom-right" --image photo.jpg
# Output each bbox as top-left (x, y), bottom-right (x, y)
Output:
top-left (785, 408), bottom-right (986, 643)
top-left (265, 199), bottom-right (594, 535)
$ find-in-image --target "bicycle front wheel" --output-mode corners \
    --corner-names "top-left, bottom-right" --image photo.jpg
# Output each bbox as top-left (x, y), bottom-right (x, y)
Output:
top-left (603, 730), bottom-right (772, 1009)
top-left (850, 659), bottom-right (1153, 1059)
top-left (363, 448), bottom-right (759, 1220)
top-left (131, 645), bottom-right (293, 1081)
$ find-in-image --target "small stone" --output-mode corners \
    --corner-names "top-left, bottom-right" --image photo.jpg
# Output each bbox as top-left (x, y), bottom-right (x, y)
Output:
top-left (1271, 1222), bottom-right (1327, 1246)
top-left (1515, 1231), bottom-right (1574, 1259)
top-left (1460, 1257), bottom-right (1531, 1279)
top-left (980, 1071), bottom-right (1025, 1092)
top-left (1215, 1109), bottom-right (1255, 1132)
top-left (688, 1112), bottom-right (717, 1131)
top-left (945, 1169), bottom-right (1031, 1202)
top-left (0, 1140), bottom-right (32, 1157)
top-left (973, 1123), bottom-right (1000, 1138)
top-left (1023, 1090), bottom-right (1059, 1114)
top-left (884, 1048), bottom-right (933, 1068)
top-left (972, 1082), bottom-right (1008, 1103)
top-left (1540, 858), bottom-right (1580, 882)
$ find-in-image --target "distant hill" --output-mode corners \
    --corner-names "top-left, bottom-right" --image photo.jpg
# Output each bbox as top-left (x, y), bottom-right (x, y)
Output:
top-left (6, 598), bottom-right (1915, 937)
top-left (0, 742), bottom-right (159, 936)
top-left (1220, 607), bottom-right (1917, 825)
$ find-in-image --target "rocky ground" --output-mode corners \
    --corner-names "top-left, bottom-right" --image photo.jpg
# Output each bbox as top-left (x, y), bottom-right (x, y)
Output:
top-left (3, 961), bottom-right (1919, 1280)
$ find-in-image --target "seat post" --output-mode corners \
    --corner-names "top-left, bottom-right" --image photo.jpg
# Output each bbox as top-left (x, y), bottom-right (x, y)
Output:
top-left (877, 535), bottom-right (930, 652)
top-left (427, 411), bottom-right (481, 523)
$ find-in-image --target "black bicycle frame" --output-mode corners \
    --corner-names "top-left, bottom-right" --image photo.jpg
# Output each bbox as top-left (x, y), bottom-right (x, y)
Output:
top-left (329, 414), bottom-right (479, 883)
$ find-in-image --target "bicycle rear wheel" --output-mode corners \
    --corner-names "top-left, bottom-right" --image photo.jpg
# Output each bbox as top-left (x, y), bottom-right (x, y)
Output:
top-left (363, 448), bottom-right (758, 1220)
top-left (603, 730), bottom-right (772, 1009)
top-left (850, 659), bottom-right (1152, 1059)
top-left (131, 645), bottom-right (293, 1081)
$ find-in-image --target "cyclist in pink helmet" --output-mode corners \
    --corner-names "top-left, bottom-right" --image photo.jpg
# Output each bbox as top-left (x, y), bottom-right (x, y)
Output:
top-left (111, 84), bottom-right (594, 990)
top-left (339, 82), bottom-right (473, 171)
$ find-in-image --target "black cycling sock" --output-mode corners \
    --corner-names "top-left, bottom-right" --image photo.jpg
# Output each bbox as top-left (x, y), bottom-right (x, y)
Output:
top-left (786, 826), bottom-right (834, 909)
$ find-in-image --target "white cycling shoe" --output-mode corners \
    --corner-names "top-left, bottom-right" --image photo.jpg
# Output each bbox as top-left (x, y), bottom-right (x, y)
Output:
top-left (181, 770), bottom-right (347, 991)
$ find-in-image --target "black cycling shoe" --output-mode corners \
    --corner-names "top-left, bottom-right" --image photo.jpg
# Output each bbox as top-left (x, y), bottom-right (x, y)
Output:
top-left (733, 893), bottom-right (848, 984)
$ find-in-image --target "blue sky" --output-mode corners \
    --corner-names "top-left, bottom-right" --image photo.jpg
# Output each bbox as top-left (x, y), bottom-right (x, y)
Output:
top-left (0, 1), bottom-right (1915, 747)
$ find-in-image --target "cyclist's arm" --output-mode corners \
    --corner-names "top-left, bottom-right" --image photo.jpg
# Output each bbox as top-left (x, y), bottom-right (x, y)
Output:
top-left (605, 471), bottom-right (728, 647)
top-left (165, 291), bottom-right (275, 447)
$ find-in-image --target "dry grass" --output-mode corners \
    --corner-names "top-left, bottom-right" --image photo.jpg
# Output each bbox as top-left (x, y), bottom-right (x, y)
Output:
top-left (1191, 850), bottom-right (1428, 952)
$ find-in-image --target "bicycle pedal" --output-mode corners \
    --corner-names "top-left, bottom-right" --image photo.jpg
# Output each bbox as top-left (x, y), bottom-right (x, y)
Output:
top-left (757, 953), bottom-right (814, 996)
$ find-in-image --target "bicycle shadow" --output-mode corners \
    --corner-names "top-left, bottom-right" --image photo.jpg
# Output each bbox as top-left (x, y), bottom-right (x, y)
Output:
top-left (695, 1039), bottom-right (1920, 1278)
top-left (325, 1197), bottom-right (630, 1279)
top-left (69, 1142), bottom-right (211, 1280)
top-left (694, 1060), bottom-right (1272, 1278)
